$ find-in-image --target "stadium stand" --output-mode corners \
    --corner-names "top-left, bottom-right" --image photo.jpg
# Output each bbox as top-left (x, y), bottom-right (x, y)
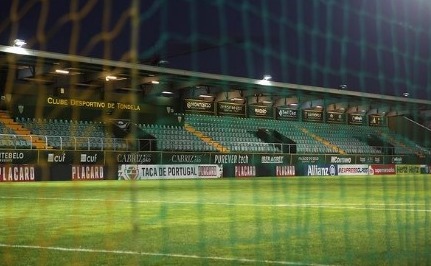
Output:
top-left (185, 114), bottom-right (280, 153)
top-left (0, 109), bottom-right (428, 156)
top-left (138, 123), bottom-right (216, 152)
top-left (9, 115), bottom-right (128, 150)
top-left (184, 113), bottom-right (430, 155)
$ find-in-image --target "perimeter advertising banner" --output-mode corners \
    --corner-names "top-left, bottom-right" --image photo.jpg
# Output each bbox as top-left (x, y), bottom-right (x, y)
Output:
top-left (298, 164), bottom-right (338, 176)
top-left (74, 151), bottom-right (104, 164)
top-left (71, 165), bottom-right (105, 180)
top-left (234, 165), bottom-right (256, 177)
top-left (258, 154), bottom-right (288, 164)
top-left (257, 154), bottom-right (291, 177)
top-left (326, 112), bottom-right (346, 124)
top-left (388, 156), bottom-right (404, 164)
top-left (292, 155), bottom-right (325, 166)
top-left (327, 155), bottom-right (355, 164)
top-left (337, 164), bottom-right (370, 176)
top-left (49, 165), bottom-right (106, 181)
top-left (212, 153), bottom-right (251, 164)
top-left (118, 164), bottom-right (223, 180)
top-left (184, 99), bottom-right (215, 114)
top-left (369, 164), bottom-right (396, 175)
top-left (247, 105), bottom-right (273, 119)
top-left (217, 102), bottom-right (246, 117)
top-left (276, 107), bottom-right (298, 121)
top-left (0, 164), bottom-right (40, 182)
top-left (39, 151), bottom-right (74, 164)
top-left (0, 150), bottom-right (38, 164)
top-left (109, 152), bottom-right (159, 164)
top-left (348, 114), bottom-right (365, 125)
top-left (396, 165), bottom-right (428, 174)
top-left (212, 153), bottom-right (251, 177)
top-left (275, 165), bottom-right (296, 177)
top-left (302, 110), bottom-right (323, 122)
top-left (357, 156), bottom-right (384, 164)
top-left (161, 152), bottom-right (211, 164)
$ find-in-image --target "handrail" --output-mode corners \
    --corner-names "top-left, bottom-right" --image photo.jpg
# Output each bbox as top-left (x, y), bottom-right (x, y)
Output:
top-left (0, 133), bottom-right (429, 155)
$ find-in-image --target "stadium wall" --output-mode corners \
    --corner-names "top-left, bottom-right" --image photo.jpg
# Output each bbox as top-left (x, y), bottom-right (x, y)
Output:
top-left (0, 150), bottom-right (429, 182)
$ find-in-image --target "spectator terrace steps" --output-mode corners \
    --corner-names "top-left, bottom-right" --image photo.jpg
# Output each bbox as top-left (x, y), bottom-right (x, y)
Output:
top-left (0, 111), bottom-right (52, 149)
top-left (299, 127), bottom-right (346, 154)
top-left (183, 123), bottom-right (230, 152)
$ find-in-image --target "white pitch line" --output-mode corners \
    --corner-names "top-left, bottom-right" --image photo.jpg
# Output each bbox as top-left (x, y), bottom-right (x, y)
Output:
top-left (0, 243), bottom-right (333, 266)
top-left (1, 196), bottom-right (430, 212)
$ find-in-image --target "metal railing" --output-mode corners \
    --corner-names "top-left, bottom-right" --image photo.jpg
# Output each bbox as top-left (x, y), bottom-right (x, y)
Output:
top-left (0, 133), bottom-right (429, 155)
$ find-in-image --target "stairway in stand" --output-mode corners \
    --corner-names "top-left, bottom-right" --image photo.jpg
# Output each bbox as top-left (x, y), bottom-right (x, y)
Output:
top-left (184, 123), bottom-right (229, 152)
top-left (0, 111), bottom-right (51, 149)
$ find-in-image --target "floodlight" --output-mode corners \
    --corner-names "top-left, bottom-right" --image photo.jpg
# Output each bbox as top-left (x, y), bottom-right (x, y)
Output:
top-left (13, 39), bottom-right (26, 47)
top-left (105, 75), bottom-right (117, 81)
top-left (263, 75), bottom-right (272, 81)
top-left (199, 94), bottom-right (213, 98)
top-left (55, 69), bottom-right (70, 75)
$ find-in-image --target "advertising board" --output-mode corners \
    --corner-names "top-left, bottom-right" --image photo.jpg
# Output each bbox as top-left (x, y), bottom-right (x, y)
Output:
top-left (348, 114), bottom-right (364, 125)
top-left (275, 165), bottom-right (296, 177)
top-left (302, 110), bottom-right (323, 122)
top-left (0, 150), bottom-right (38, 164)
top-left (369, 115), bottom-right (386, 127)
top-left (217, 102), bottom-right (246, 117)
top-left (162, 152), bottom-right (211, 164)
top-left (184, 99), bottom-right (214, 114)
top-left (369, 164), bottom-right (396, 175)
top-left (248, 105), bottom-right (273, 119)
top-left (110, 152), bottom-right (158, 164)
top-left (396, 165), bottom-right (428, 174)
top-left (337, 164), bottom-right (370, 176)
top-left (71, 165), bottom-right (105, 180)
top-left (0, 164), bottom-right (39, 182)
top-left (118, 164), bottom-right (223, 180)
top-left (234, 165), bottom-right (256, 177)
top-left (276, 107), bottom-right (298, 121)
top-left (298, 164), bottom-right (337, 176)
top-left (326, 112), bottom-right (345, 124)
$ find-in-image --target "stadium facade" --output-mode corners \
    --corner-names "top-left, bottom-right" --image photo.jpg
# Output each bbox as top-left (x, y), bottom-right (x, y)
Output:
top-left (0, 44), bottom-right (430, 181)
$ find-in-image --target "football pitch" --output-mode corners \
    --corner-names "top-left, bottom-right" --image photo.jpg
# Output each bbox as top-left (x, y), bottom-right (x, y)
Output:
top-left (1, 175), bottom-right (430, 265)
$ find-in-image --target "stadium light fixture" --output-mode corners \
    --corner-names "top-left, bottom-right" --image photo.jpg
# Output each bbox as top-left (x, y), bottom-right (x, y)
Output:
top-left (12, 39), bottom-right (26, 47)
top-left (162, 90), bottom-right (174, 95)
top-left (5, 39), bottom-right (29, 55)
top-left (151, 80), bottom-right (160, 84)
top-left (403, 92), bottom-right (410, 97)
top-left (105, 75), bottom-right (117, 81)
top-left (104, 75), bottom-right (127, 81)
top-left (55, 69), bottom-right (70, 75)
top-left (199, 94), bottom-right (213, 98)
top-left (257, 74), bottom-right (273, 86)
top-left (230, 97), bottom-right (244, 102)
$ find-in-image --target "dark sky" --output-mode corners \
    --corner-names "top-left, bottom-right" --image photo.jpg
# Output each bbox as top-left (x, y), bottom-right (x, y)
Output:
top-left (1, 0), bottom-right (430, 99)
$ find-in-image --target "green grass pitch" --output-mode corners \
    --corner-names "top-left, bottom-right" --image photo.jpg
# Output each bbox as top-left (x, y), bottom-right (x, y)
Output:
top-left (1, 175), bottom-right (430, 265)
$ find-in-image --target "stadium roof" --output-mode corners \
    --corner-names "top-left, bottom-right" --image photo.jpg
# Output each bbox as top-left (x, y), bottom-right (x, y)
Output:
top-left (1, 44), bottom-right (430, 118)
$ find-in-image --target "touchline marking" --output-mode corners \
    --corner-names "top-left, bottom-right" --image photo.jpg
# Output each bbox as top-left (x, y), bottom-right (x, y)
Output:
top-left (1, 196), bottom-right (430, 212)
top-left (0, 243), bottom-right (332, 266)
